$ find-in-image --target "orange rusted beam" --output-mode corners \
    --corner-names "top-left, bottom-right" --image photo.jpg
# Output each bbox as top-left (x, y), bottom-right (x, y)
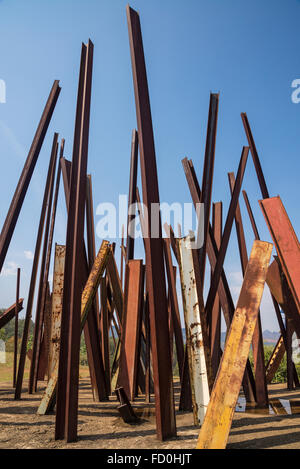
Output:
top-left (196, 240), bottom-right (272, 449)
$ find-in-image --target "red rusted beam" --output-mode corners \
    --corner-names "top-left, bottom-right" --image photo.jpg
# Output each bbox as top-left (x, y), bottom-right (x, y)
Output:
top-left (0, 81), bottom-right (61, 274)
top-left (127, 5), bottom-right (176, 440)
top-left (198, 93), bottom-right (219, 287)
top-left (55, 40), bottom-right (94, 443)
top-left (117, 260), bottom-right (144, 401)
top-left (15, 130), bottom-right (59, 400)
top-left (13, 268), bottom-right (21, 387)
top-left (29, 133), bottom-right (59, 394)
top-left (126, 129), bottom-right (139, 262)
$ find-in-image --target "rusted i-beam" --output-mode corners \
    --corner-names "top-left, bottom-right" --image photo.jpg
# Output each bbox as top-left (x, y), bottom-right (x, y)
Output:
top-left (197, 240), bottom-right (272, 449)
top-left (13, 268), bottom-right (21, 387)
top-left (126, 129), bottom-right (139, 262)
top-left (55, 40), bottom-right (94, 443)
top-left (15, 129), bottom-right (59, 400)
top-left (127, 5), bottom-right (176, 439)
top-left (0, 80), bottom-right (61, 274)
top-left (0, 299), bottom-right (23, 330)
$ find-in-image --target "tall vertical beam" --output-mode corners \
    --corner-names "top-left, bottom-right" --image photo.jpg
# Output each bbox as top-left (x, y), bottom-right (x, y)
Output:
top-left (13, 268), bottom-right (20, 387)
top-left (49, 244), bottom-right (66, 377)
top-left (126, 129), bottom-right (139, 262)
top-left (197, 241), bottom-right (273, 449)
top-left (117, 260), bottom-right (144, 401)
top-left (127, 5), bottom-right (176, 440)
top-left (15, 131), bottom-right (59, 400)
top-left (228, 173), bottom-right (268, 407)
top-left (100, 277), bottom-right (111, 395)
top-left (210, 203), bottom-right (222, 380)
top-left (178, 234), bottom-right (212, 426)
top-left (0, 81), bottom-right (61, 273)
top-left (55, 40), bottom-right (94, 443)
top-left (29, 134), bottom-right (59, 393)
top-left (198, 93), bottom-right (219, 286)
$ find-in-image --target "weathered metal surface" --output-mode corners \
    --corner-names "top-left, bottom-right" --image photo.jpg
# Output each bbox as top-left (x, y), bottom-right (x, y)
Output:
top-left (127, 5), bottom-right (176, 440)
top-left (210, 202), bottom-right (222, 380)
top-left (49, 245), bottom-right (66, 377)
top-left (55, 40), bottom-right (94, 443)
top-left (106, 249), bottom-right (124, 325)
top-left (178, 234), bottom-right (211, 426)
top-left (196, 240), bottom-right (272, 449)
top-left (117, 260), bottom-right (144, 401)
top-left (228, 172), bottom-right (268, 407)
top-left (115, 387), bottom-right (139, 423)
top-left (15, 133), bottom-right (59, 400)
top-left (182, 156), bottom-right (256, 403)
top-left (0, 299), bottom-right (23, 330)
top-left (260, 196), bottom-right (300, 316)
top-left (198, 93), bottom-right (219, 286)
top-left (38, 240), bottom-right (110, 416)
top-left (100, 277), bottom-right (111, 395)
top-left (29, 133), bottom-right (59, 394)
top-left (0, 80), bottom-right (61, 274)
top-left (13, 268), bottom-right (21, 387)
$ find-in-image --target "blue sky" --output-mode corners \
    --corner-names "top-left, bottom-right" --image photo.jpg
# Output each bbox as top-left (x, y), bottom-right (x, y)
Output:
top-left (0, 0), bottom-right (300, 331)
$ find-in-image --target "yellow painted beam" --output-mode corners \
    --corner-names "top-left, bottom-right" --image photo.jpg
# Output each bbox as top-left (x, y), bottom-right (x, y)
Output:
top-left (196, 240), bottom-right (272, 449)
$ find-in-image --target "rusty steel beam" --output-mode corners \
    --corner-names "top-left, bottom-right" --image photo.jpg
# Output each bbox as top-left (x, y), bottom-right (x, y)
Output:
top-left (197, 240), bottom-right (272, 449)
top-left (49, 245), bottom-right (65, 377)
top-left (178, 234), bottom-right (212, 426)
top-left (115, 387), bottom-right (139, 423)
top-left (127, 5), bottom-right (176, 440)
top-left (241, 113), bottom-right (269, 199)
top-left (126, 129), bottom-right (139, 262)
top-left (117, 260), bottom-right (144, 401)
top-left (266, 335), bottom-right (285, 384)
top-left (210, 202), bottom-right (222, 380)
top-left (198, 93), bottom-right (219, 287)
top-left (182, 157), bottom-right (256, 402)
top-left (0, 80), bottom-right (61, 274)
top-left (260, 196), bottom-right (300, 316)
top-left (15, 129), bottom-right (59, 400)
top-left (0, 299), bottom-right (23, 330)
top-left (38, 240), bottom-right (110, 416)
top-left (13, 268), bottom-right (21, 387)
top-left (205, 146), bottom-right (249, 320)
top-left (55, 40), bottom-right (94, 443)
top-left (228, 173), bottom-right (268, 407)
top-left (29, 134), bottom-right (59, 394)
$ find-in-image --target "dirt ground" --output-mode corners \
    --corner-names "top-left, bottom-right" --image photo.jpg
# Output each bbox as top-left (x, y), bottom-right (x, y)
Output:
top-left (0, 378), bottom-right (300, 449)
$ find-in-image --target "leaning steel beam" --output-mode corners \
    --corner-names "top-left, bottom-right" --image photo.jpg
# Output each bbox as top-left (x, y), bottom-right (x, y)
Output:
top-left (198, 93), bottom-right (219, 287)
top-left (182, 157), bottom-right (256, 402)
top-left (38, 240), bottom-right (110, 416)
top-left (205, 146), bottom-right (249, 320)
top-left (178, 234), bottom-right (212, 426)
top-left (260, 196), bottom-right (300, 316)
top-left (266, 335), bottom-right (285, 384)
top-left (117, 260), bottom-right (144, 401)
top-left (13, 268), bottom-right (21, 387)
top-left (228, 172), bottom-right (268, 407)
top-left (55, 40), bottom-right (93, 443)
top-left (197, 240), bottom-right (272, 449)
top-left (15, 130), bottom-right (59, 400)
top-left (0, 80), bottom-right (61, 273)
top-left (127, 5), bottom-right (176, 440)
top-left (0, 299), bottom-right (23, 330)
top-left (29, 133), bottom-right (59, 394)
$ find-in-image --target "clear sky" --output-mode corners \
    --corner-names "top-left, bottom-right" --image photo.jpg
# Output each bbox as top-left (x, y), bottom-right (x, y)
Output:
top-left (0, 0), bottom-right (300, 331)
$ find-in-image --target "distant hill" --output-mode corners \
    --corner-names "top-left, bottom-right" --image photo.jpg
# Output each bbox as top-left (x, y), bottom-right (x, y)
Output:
top-left (182, 328), bottom-right (279, 346)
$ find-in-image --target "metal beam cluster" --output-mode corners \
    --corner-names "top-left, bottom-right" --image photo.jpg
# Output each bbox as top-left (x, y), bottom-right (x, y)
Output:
top-left (1, 4), bottom-right (300, 451)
